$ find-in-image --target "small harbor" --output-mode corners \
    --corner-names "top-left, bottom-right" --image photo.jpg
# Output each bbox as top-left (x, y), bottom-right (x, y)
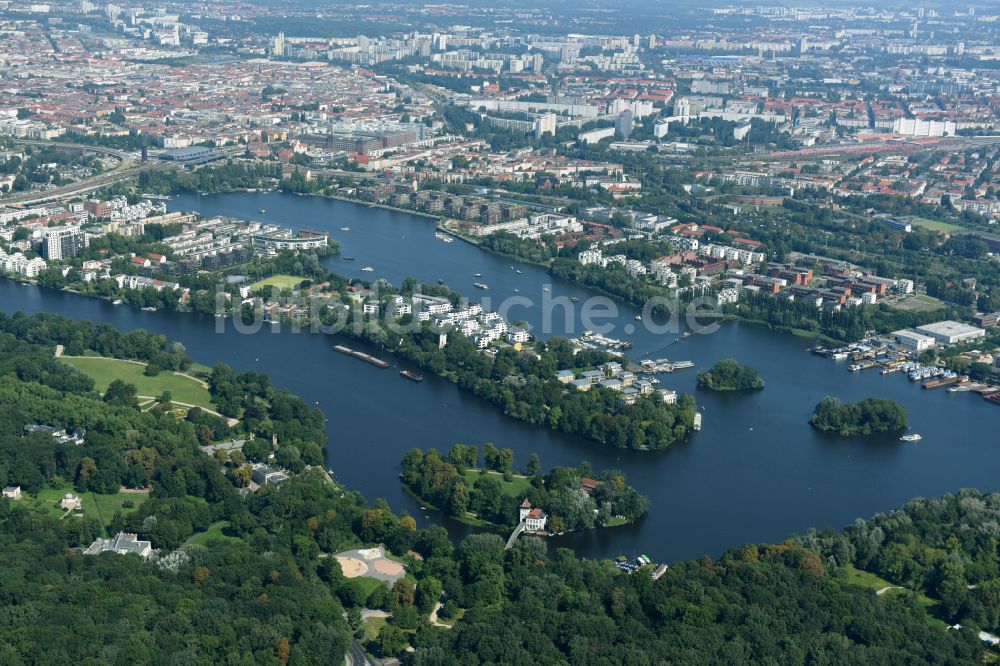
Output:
top-left (569, 330), bottom-right (633, 353)
top-left (811, 340), bottom-right (1000, 406)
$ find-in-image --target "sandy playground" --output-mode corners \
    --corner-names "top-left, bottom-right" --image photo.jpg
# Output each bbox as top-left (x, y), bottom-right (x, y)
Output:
top-left (336, 556), bottom-right (369, 578)
top-left (333, 546), bottom-right (407, 583)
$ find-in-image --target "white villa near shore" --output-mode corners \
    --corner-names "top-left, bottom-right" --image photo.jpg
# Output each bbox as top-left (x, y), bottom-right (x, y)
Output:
top-left (519, 498), bottom-right (548, 533)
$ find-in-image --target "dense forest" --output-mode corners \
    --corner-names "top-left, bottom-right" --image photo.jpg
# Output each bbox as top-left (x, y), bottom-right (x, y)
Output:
top-left (799, 489), bottom-right (1000, 631)
top-left (400, 445), bottom-right (647, 532)
top-left (0, 311), bottom-right (994, 663)
top-left (696, 359), bottom-right (765, 391)
top-left (809, 396), bottom-right (908, 436)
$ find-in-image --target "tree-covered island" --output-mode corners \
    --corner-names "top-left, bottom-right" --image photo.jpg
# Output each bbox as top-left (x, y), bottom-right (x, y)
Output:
top-left (313, 281), bottom-right (698, 451)
top-left (696, 359), bottom-right (765, 391)
top-left (401, 445), bottom-right (648, 533)
top-left (809, 397), bottom-right (908, 436)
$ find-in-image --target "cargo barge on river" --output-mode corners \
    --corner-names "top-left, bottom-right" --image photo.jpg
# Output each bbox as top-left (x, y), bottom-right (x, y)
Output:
top-left (333, 345), bottom-right (390, 368)
top-left (400, 370), bottom-right (424, 382)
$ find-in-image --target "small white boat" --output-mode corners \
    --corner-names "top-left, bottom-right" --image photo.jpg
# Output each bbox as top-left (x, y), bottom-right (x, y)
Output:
top-left (340, 226), bottom-right (350, 231)
top-left (474, 273), bottom-right (482, 277)
top-left (634, 314), bottom-right (642, 320)
top-left (543, 287), bottom-right (549, 292)
top-left (259, 208), bottom-right (266, 213)
top-left (112, 299), bottom-right (123, 305)
top-left (900, 433), bottom-right (922, 442)
top-left (361, 266), bottom-right (374, 272)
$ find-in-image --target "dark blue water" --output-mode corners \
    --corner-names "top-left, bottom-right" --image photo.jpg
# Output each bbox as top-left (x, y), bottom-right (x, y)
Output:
top-left (1, 191), bottom-right (995, 563)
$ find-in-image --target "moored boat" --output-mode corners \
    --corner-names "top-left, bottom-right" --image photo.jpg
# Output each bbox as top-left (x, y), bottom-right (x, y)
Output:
top-left (400, 370), bottom-right (424, 382)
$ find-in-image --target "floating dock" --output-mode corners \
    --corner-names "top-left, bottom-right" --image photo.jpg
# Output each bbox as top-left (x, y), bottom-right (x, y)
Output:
top-left (922, 376), bottom-right (960, 389)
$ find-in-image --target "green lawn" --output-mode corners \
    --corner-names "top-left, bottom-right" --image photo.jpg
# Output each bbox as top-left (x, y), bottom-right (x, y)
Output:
top-left (910, 218), bottom-right (964, 233)
top-left (249, 274), bottom-right (303, 292)
top-left (62, 356), bottom-right (214, 409)
top-left (346, 575), bottom-right (387, 599)
top-left (462, 469), bottom-right (533, 497)
top-left (842, 565), bottom-right (945, 627)
top-left (892, 293), bottom-right (945, 313)
top-left (185, 521), bottom-right (241, 546)
top-left (26, 484), bottom-right (148, 534)
top-left (843, 564), bottom-right (897, 591)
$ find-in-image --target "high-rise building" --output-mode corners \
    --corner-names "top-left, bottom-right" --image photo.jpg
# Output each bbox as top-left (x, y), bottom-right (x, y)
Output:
top-left (534, 113), bottom-right (556, 139)
top-left (42, 225), bottom-right (88, 261)
top-left (615, 110), bottom-right (634, 139)
top-left (271, 32), bottom-right (285, 57)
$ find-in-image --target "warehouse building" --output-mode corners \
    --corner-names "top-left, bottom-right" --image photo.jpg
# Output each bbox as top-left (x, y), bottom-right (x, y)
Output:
top-left (892, 329), bottom-right (937, 352)
top-left (914, 320), bottom-right (986, 345)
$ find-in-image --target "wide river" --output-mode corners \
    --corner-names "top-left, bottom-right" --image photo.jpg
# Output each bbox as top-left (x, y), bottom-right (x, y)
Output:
top-left (2, 191), bottom-right (997, 562)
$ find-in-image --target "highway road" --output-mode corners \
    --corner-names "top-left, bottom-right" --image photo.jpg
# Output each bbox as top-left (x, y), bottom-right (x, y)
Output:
top-left (346, 639), bottom-right (378, 666)
top-left (0, 142), bottom-right (246, 207)
top-left (0, 162), bottom-right (161, 206)
top-left (10, 138), bottom-right (132, 161)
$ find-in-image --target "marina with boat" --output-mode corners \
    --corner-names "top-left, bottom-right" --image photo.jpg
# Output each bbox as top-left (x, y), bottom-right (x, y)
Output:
top-left (812, 340), bottom-right (1000, 405)
top-left (569, 330), bottom-right (633, 353)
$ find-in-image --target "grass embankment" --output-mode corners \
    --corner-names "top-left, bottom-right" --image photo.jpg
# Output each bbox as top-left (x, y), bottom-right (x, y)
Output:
top-left (401, 485), bottom-right (488, 528)
top-left (27, 484), bottom-right (148, 535)
top-left (62, 356), bottom-right (215, 410)
top-left (361, 616), bottom-right (387, 641)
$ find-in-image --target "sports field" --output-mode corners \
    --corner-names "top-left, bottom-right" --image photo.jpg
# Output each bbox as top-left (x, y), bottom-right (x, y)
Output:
top-left (910, 218), bottom-right (964, 233)
top-left (249, 274), bottom-right (303, 291)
